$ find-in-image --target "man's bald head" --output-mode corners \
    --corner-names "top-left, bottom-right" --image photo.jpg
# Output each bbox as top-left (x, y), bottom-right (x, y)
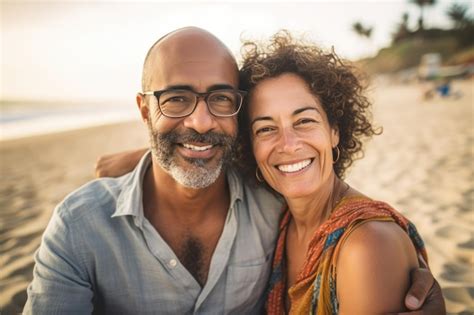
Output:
top-left (141, 27), bottom-right (238, 92)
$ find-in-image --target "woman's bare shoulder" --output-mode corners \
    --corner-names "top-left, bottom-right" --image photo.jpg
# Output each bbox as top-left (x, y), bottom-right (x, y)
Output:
top-left (336, 220), bottom-right (419, 314)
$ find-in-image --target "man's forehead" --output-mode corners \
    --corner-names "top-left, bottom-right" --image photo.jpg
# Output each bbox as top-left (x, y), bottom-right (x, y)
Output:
top-left (150, 58), bottom-right (238, 91)
top-left (153, 29), bottom-right (236, 66)
top-left (144, 28), bottom-right (238, 90)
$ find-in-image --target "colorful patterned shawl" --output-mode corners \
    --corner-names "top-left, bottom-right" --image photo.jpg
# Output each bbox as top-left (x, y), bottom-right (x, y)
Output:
top-left (265, 196), bottom-right (428, 315)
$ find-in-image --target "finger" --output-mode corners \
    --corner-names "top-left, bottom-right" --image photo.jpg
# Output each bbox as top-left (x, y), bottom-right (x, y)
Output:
top-left (395, 280), bottom-right (446, 315)
top-left (405, 268), bottom-right (435, 310)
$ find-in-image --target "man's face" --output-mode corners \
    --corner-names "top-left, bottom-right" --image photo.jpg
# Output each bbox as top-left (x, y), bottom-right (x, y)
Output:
top-left (141, 34), bottom-right (239, 189)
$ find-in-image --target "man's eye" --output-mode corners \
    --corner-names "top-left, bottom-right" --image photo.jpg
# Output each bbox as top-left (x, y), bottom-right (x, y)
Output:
top-left (210, 93), bottom-right (235, 103)
top-left (169, 96), bottom-right (188, 102)
top-left (166, 96), bottom-right (189, 103)
top-left (214, 95), bottom-right (231, 101)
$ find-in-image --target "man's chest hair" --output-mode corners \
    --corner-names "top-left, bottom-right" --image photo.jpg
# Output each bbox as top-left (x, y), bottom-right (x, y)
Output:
top-left (176, 235), bottom-right (212, 287)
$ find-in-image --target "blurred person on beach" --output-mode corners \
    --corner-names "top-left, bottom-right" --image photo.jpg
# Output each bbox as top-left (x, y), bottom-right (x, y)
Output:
top-left (24, 27), bottom-right (444, 314)
top-left (422, 78), bottom-right (463, 100)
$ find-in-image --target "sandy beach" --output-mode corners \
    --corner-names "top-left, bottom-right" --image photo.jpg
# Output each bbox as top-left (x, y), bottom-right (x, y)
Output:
top-left (1, 80), bottom-right (473, 314)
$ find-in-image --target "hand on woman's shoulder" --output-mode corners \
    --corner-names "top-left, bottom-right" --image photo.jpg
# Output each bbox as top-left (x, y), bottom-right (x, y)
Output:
top-left (336, 220), bottom-right (419, 315)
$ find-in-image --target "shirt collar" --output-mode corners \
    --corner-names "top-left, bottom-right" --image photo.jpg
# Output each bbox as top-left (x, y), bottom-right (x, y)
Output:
top-left (111, 151), bottom-right (151, 221)
top-left (226, 167), bottom-right (244, 208)
top-left (112, 151), bottom-right (244, 222)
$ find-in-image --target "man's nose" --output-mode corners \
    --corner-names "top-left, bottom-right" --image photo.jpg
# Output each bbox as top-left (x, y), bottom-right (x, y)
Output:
top-left (277, 127), bottom-right (302, 153)
top-left (182, 99), bottom-right (216, 134)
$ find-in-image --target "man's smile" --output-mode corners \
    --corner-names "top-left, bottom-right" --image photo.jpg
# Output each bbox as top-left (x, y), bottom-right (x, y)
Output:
top-left (176, 140), bottom-right (223, 160)
top-left (181, 143), bottom-right (214, 152)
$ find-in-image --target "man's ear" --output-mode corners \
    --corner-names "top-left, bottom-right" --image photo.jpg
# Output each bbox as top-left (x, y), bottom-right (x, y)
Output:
top-left (136, 93), bottom-right (149, 123)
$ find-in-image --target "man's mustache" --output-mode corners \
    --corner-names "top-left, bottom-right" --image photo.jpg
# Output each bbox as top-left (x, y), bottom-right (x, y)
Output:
top-left (158, 129), bottom-right (235, 147)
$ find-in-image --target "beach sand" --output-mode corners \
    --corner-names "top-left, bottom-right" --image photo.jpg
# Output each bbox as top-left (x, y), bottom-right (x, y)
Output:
top-left (1, 80), bottom-right (473, 314)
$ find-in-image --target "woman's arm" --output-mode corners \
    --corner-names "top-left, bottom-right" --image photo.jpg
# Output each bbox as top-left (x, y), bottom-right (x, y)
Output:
top-left (95, 148), bottom-right (148, 178)
top-left (336, 221), bottom-right (420, 315)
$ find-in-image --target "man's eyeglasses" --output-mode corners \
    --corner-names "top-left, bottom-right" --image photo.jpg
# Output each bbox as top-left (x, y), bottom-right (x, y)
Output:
top-left (143, 89), bottom-right (247, 118)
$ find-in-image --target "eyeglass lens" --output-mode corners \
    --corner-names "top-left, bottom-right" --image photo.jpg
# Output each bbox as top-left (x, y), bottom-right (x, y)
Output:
top-left (158, 90), bottom-right (241, 117)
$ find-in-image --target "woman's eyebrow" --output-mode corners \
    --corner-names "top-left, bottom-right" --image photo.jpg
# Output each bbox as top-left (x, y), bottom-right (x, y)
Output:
top-left (250, 116), bottom-right (273, 129)
top-left (293, 106), bottom-right (320, 116)
top-left (250, 106), bottom-right (320, 128)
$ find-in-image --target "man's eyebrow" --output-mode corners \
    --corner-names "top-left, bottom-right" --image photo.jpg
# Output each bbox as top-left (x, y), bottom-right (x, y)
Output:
top-left (163, 84), bottom-right (235, 92)
top-left (207, 84), bottom-right (235, 91)
top-left (163, 85), bottom-right (193, 91)
top-left (293, 106), bottom-right (320, 115)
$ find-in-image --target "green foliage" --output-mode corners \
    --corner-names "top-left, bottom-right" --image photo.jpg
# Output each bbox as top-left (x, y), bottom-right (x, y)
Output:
top-left (360, 33), bottom-right (471, 74)
top-left (352, 0), bottom-right (473, 74)
top-left (446, 3), bottom-right (473, 29)
top-left (392, 12), bottom-right (411, 43)
top-left (446, 2), bottom-right (474, 47)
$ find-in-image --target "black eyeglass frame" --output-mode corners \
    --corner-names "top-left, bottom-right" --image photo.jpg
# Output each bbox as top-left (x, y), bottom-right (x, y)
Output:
top-left (142, 88), bottom-right (247, 118)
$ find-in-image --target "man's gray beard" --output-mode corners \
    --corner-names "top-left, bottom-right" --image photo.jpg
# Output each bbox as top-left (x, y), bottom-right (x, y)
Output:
top-left (147, 120), bottom-right (236, 189)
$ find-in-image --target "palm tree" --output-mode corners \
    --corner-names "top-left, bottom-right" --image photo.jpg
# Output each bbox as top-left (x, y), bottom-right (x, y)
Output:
top-left (352, 22), bottom-right (373, 39)
top-left (446, 2), bottom-right (474, 47)
top-left (409, 0), bottom-right (436, 31)
top-left (447, 3), bottom-right (473, 29)
top-left (393, 12), bottom-right (412, 43)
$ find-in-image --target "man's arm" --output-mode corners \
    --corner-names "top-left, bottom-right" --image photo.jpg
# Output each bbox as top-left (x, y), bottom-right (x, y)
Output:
top-left (95, 148), bottom-right (147, 178)
top-left (24, 204), bottom-right (94, 314)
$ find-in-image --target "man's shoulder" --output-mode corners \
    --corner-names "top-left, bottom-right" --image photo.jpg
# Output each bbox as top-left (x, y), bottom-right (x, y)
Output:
top-left (56, 175), bottom-right (130, 224)
top-left (242, 182), bottom-right (282, 208)
top-left (228, 169), bottom-right (282, 207)
top-left (228, 169), bottom-right (284, 220)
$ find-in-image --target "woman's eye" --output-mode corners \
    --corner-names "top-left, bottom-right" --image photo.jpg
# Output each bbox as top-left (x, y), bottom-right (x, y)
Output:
top-left (255, 127), bottom-right (275, 135)
top-left (296, 118), bottom-right (316, 126)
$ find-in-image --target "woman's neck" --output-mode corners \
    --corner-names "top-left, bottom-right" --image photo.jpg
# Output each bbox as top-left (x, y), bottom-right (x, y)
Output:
top-left (285, 174), bottom-right (348, 241)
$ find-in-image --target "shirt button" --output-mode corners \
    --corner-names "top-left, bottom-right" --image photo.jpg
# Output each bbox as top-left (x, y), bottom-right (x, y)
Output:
top-left (169, 259), bottom-right (177, 268)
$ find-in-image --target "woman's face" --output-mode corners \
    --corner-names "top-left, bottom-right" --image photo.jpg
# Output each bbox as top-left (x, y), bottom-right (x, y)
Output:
top-left (248, 73), bottom-right (339, 199)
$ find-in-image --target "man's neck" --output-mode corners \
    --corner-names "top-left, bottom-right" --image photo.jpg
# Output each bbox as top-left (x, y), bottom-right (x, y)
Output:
top-left (143, 162), bottom-right (230, 226)
top-left (141, 162), bottom-right (231, 287)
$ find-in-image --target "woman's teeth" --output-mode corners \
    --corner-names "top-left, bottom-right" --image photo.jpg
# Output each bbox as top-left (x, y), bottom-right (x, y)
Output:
top-left (277, 159), bottom-right (312, 173)
top-left (182, 143), bottom-right (213, 151)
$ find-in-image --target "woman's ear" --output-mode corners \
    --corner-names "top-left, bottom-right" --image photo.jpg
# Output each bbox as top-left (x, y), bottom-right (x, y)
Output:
top-left (331, 126), bottom-right (340, 147)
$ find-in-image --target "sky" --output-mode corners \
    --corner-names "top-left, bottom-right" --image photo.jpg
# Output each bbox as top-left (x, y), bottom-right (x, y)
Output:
top-left (1, 0), bottom-right (471, 102)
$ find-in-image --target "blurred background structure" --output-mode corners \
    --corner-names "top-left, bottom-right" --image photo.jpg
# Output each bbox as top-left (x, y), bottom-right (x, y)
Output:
top-left (1, 0), bottom-right (473, 314)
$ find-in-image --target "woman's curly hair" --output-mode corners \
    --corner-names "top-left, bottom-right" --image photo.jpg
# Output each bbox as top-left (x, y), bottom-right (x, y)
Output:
top-left (236, 30), bottom-right (381, 181)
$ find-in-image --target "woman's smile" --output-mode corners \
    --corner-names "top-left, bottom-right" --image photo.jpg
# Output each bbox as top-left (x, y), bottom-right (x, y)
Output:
top-left (275, 158), bottom-right (314, 174)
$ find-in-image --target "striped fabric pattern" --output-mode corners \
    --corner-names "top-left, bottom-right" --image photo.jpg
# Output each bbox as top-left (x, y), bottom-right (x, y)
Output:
top-left (265, 196), bottom-right (428, 315)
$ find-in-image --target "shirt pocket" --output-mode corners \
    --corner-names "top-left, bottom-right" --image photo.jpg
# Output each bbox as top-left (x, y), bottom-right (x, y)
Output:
top-left (224, 257), bottom-right (272, 314)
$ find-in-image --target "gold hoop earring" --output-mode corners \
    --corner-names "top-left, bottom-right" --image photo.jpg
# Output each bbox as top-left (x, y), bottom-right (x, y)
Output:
top-left (333, 146), bottom-right (340, 164)
top-left (256, 167), bottom-right (264, 183)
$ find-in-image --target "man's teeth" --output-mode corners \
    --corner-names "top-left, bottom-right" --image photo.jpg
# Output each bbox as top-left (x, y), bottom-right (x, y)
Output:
top-left (182, 143), bottom-right (214, 151)
top-left (277, 159), bottom-right (312, 173)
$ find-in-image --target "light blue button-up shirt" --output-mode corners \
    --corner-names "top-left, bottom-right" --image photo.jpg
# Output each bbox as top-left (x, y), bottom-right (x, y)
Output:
top-left (24, 152), bottom-right (283, 314)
